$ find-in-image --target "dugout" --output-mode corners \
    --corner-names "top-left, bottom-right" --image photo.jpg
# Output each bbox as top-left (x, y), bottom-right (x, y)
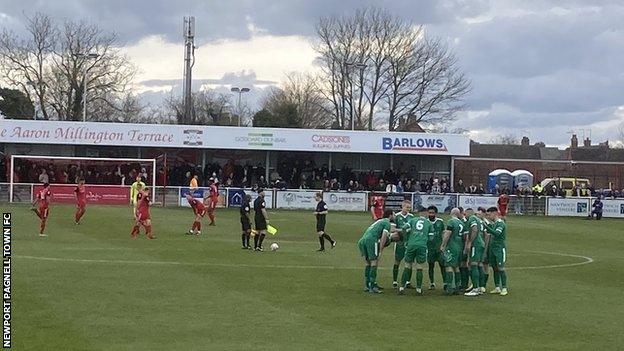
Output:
top-left (0, 120), bottom-right (470, 185)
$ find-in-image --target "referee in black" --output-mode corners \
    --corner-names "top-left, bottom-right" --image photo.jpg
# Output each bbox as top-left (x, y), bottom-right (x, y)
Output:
top-left (314, 192), bottom-right (336, 252)
top-left (240, 194), bottom-right (252, 249)
top-left (253, 188), bottom-right (269, 251)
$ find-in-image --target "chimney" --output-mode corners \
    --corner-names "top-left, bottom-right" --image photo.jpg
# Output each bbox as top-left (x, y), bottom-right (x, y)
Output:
top-left (583, 137), bottom-right (591, 147)
top-left (571, 134), bottom-right (578, 149)
top-left (521, 136), bottom-right (530, 146)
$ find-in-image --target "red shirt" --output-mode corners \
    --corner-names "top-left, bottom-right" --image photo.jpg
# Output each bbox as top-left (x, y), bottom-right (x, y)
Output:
top-left (498, 194), bottom-right (509, 208)
top-left (372, 197), bottom-right (384, 219)
top-left (75, 185), bottom-right (87, 205)
top-left (209, 184), bottom-right (219, 202)
top-left (188, 197), bottom-right (205, 212)
top-left (137, 192), bottom-right (151, 214)
top-left (37, 188), bottom-right (52, 208)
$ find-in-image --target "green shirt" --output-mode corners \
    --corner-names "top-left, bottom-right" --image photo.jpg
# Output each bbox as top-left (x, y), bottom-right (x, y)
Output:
top-left (427, 217), bottom-right (445, 250)
top-left (402, 216), bottom-right (431, 247)
top-left (130, 181), bottom-right (146, 203)
top-left (467, 215), bottom-right (485, 248)
top-left (484, 219), bottom-right (506, 249)
top-left (445, 217), bottom-right (465, 251)
top-left (461, 217), bottom-right (469, 243)
top-left (394, 212), bottom-right (414, 243)
top-left (361, 218), bottom-right (392, 242)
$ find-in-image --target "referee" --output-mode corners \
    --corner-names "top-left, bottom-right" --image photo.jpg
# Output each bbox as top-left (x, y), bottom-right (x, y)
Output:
top-left (253, 188), bottom-right (269, 251)
top-left (314, 192), bottom-right (336, 252)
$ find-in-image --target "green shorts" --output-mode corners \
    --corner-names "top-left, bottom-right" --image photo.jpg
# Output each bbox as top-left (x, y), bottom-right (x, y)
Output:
top-left (427, 247), bottom-right (443, 265)
top-left (404, 245), bottom-right (428, 264)
top-left (488, 247), bottom-right (506, 268)
top-left (357, 238), bottom-right (379, 261)
top-left (443, 248), bottom-right (461, 268)
top-left (470, 245), bottom-right (485, 263)
top-left (394, 242), bottom-right (406, 262)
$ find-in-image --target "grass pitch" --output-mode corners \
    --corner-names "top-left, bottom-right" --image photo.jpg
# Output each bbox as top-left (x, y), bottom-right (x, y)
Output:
top-left (5, 203), bottom-right (624, 350)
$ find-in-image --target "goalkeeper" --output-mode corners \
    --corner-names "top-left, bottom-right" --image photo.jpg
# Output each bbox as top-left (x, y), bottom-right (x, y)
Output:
top-left (130, 176), bottom-right (145, 217)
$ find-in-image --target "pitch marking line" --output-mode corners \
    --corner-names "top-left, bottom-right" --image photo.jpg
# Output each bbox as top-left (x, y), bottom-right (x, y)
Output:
top-left (15, 250), bottom-right (594, 271)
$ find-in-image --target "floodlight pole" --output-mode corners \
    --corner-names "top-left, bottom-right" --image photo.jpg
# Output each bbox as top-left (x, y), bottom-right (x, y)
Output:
top-left (231, 87), bottom-right (250, 126)
top-left (75, 53), bottom-right (100, 122)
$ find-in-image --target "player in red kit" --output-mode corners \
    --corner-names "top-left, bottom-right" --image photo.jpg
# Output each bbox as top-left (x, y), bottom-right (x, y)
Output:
top-left (131, 188), bottom-right (155, 239)
top-left (370, 195), bottom-right (384, 220)
top-left (497, 192), bottom-right (509, 220)
top-left (74, 178), bottom-right (87, 224)
top-left (205, 178), bottom-right (219, 226)
top-left (186, 194), bottom-right (206, 235)
top-left (31, 182), bottom-right (52, 236)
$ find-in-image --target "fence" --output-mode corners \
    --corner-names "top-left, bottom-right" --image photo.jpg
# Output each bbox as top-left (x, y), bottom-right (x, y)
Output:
top-left (1, 183), bottom-right (622, 218)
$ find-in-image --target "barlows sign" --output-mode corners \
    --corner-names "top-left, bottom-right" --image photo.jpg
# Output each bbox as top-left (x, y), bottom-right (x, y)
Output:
top-left (0, 120), bottom-right (470, 155)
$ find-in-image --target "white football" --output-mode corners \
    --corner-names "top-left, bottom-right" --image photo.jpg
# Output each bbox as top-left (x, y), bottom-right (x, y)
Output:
top-left (270, 242), bottom-right (280, 251)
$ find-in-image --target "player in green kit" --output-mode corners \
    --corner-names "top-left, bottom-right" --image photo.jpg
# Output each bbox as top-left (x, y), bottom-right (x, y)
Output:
top-left (464, 208), bottom-right (486, 297)
top-left (484, 207), bottom-right (509, 296)
top-left (398, 212), bottom-right (431, 295)
top-left (426, 206), bottom-right (445, 290)
top-left (440, 208), bottom-right (464, 295)
top-left (357, 210), bottom-right (396, 294)
top-left (392, 200), bottom-right (415, 288)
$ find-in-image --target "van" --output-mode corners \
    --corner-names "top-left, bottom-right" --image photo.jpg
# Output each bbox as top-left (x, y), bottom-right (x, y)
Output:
top-left (540, 177), bottom-right (590, 196)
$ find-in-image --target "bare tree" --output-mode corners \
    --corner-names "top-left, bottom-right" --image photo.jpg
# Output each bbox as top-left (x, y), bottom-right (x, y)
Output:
top-left (0, 13), bottom-right (136, 121)
top-left (493, 134), bottom-right (520, 145)
top-left (166, 90), bottom-right (235, 126)
top-left (314, 7), bottom-right (470, 131)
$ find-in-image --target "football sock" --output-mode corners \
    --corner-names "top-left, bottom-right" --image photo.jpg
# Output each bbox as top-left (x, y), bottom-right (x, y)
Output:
top-left (454, 272), bottom-right (461, 290)
top-left (191, 221), bottom-right (197, 231)
top-left (245, 233), bottom-right (250, 246)
top-left (401, 267), bottom-right (412, 287)
top-left (494, 271), bottom-right (501, 288)
top-left (427, 264), bottom-right (434, 283)
top-left (318, 236), bottom-right (325, 250)
top-left (500, 271), bottom-right (507, 288)
top-left (445, 272), bottom-right (455, 291)
top-left (253, 234), bottom-right (259, 248)
top-left (439, 265), bottom-right (446, 283)
top-left (483, 272), bottom-right (489, 288)
top-left (208, 213), bottom-right (215, 224)
top-left (369, 266), bottom-right (378, 289)
top-left (131, 225), bottom-right (140, 236)
top-left (241, 233), bottom-right (246, 246)
top-left (470, 265), bottom-right (480, 288)
top-left (416, 269), bottom-right (423, 289)
top-left (196, 222), bottom-right (201, 231)
top-left (393, 264), bottom-right (400, 282)
top-left (322, 233), bottom-right (334, 243)
top-left (258, 233), bottom-right (266, 248)
top-left (40, 220), bottom-right (46, 234)
top-left (364, 266), bottom-right (371, 288)
top-left (460, 267), bottom-right (469, 288)
top-left (145, 225), bottom-right (153, 238)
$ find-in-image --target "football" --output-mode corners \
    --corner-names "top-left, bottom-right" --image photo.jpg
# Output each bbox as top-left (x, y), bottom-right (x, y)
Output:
top-left (270, 242), bottom-right (280, 251)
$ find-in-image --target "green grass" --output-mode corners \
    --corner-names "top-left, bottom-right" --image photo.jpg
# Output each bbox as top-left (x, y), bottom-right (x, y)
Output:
top-left (5, 203), bottom-right (624, 350)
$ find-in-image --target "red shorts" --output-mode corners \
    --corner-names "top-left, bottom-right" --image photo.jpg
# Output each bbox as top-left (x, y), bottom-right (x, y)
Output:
top-left (136, 211), bottom-right (151, 222)
top-left (499, 207), bottom-right (508, 216)
top-left (39, 206), bottom-right (49, 219)
top-left (207, 201), bottom-right (217, 212)
top-left (194, 208), bottom-right (206, 217)
top-left (77, 202), bottom-right (86, 209)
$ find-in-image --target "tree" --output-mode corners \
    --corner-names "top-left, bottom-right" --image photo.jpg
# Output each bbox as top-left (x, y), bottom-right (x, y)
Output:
top-left (252, 104), bottom-right (300, 128)
top-left (314, 7), bottom-right (470, 131)
top-left (0, 13), bottom-right (136, 121)
top-left (166, 90), bottom-right (236, 126)
top-left (0, 88), bottom-right (35, 119)
top-left (493, 134), bottom-right (520, 145)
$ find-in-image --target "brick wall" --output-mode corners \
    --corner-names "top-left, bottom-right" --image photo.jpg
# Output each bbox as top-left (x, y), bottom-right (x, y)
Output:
top-left (454, 159), bottom-right (624, 189)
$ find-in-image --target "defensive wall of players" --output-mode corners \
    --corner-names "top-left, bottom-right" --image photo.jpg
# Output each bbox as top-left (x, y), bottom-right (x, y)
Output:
top-left (2, 183), bottom-right (622, 218)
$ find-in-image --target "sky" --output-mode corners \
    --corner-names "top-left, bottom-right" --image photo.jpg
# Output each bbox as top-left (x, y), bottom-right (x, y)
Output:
top-left (1, 0), bottom-right (623, 147)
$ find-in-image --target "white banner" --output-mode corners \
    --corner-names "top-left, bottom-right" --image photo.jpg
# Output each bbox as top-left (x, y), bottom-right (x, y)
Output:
top-left (245, 189), bottom-right (273, 209)
top-left (275, 190), bottom-right (318, 209)
top-left (0, 120), bottom-right (470, 156)
top-left (413, 194), bottom-right (457, 213)
top-left (458, 195), bottom-right (499, 210)
top-left (599, 199), bottom-right (624, 218)
top-left (546, 198), bottom-right (590, 216)
top-left (324, 192), bottom-right (367, 211)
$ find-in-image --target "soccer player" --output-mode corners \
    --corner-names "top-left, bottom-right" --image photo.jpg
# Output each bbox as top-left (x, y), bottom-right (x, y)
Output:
top-left (357, 210), bottom-right (395, 294)
top-left (458, 207), bottom-right (471, 291)
top-left (392, 200), bottom-right (414, 288)
top-left (370, 196), bottom-right (383, 220)
top-left (130, 176), bottom-right (145, 217)
top-left (185, 193), bottom-right (206, 236)
top-left (206, 178), bottom-right (219, 226)
top-left (131, 188), bottom-right (155, 239)
top-left (253, 188), bottom-right (269, 251)
top-left (314, 192), bottom-right (335, 252)
top-left (31, 182), bottom-right (51, 237)
top-left (484, 207), bottom-right (508, 296)
top-left (440, 207), bottom-right (464, 295)
top-left (74, 178), bottom-right (87, 225)
top-left (497, 192), bottom-right (510, 220)
top-left (398, 211), bottom-right (431, 295)
top-left (426, 205), bottom-right (446, 290)
top-left (240, 194), bottom-right (252, 249)
top-left (464, 208), bottom-right (486, 297)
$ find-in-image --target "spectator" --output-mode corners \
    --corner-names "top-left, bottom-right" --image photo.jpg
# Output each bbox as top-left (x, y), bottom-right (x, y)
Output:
top-left (376, 179), bottom-right (386, 191)
top-left (323, 179), bottom-right (331, 192)
top-left (330, 178), bottom-right (340, 191)
top-left (396, 181), bottom-right (404, 193)
top-left (431, 181), bottom-right (441, 194)
top-left (385, 182), bottom-right (397, 193)
top-left (38, 169), bottom-right (49, 184)
top-left (492, 184), bottom-right (500, 196)
top-left (589, 196), bottom-right (603, 220)
top-left (456, 179), bottom-right (466, 193)
top-left (476, 183), bottom-right (485, 195)
top-left (346, 180), bottom-right (355, 193)
top-left (514, 185), bottom-right (524, 215)
top-left (468, 184), bottom-right (477, 194)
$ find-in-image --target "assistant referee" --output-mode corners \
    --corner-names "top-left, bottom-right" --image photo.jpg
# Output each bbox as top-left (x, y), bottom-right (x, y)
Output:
top-left (314, 192), bottom-right (336, 252)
